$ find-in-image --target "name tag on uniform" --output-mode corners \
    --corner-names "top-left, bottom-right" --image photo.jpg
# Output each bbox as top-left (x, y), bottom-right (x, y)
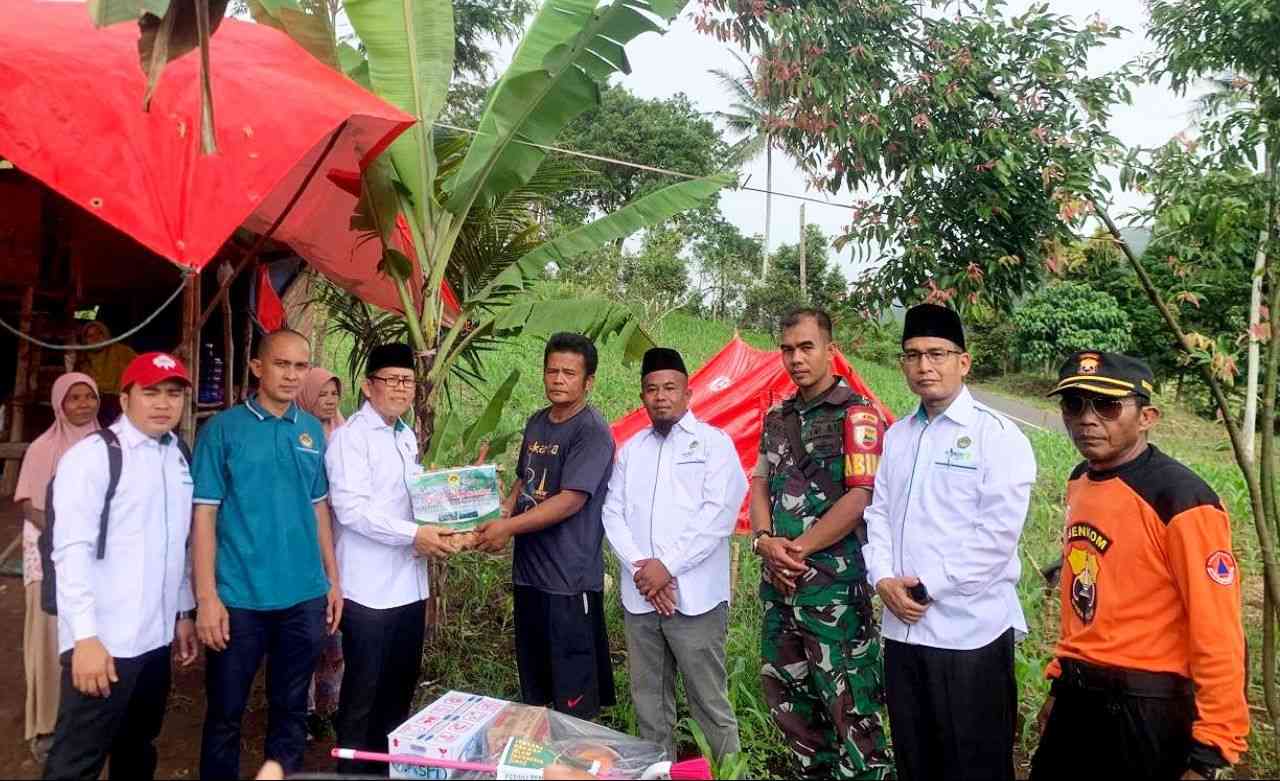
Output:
top-left (675, 438), bottom-right (706, 464)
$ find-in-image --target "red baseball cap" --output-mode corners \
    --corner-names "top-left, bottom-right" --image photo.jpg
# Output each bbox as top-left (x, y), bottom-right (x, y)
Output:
top-left (120, 352), bottom-right (192, 390)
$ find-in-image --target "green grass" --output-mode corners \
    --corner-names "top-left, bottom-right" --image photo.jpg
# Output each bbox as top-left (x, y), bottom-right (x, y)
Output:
top-left (323, 314), bottom-right (1277, 778)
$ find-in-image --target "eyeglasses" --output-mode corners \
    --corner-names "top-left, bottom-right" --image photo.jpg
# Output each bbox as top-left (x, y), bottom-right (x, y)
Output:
top-left (369, 375), bottom-right (417, 389)
top-left (898, 349), bottom-right (963, 365)
top-left (1058, 394), bottom-right (1140, 421)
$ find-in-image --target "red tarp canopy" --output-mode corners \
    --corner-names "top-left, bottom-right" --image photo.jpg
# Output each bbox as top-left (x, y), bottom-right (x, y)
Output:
top-left (0, 0), bottom-right (433, 314)
top-left (611, 336), bottom-right (898, 532)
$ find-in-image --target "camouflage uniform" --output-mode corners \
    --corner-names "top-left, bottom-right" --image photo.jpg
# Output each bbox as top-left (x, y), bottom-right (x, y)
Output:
top-left (757, 380), bottom-right (891, 780)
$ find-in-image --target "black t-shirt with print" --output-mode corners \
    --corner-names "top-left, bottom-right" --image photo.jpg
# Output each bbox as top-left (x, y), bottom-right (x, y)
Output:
top-left (513, 405), bottom-right (615, 595)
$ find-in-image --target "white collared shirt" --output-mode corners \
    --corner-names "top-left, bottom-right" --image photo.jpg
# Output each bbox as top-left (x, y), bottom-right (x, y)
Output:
top-left (863, 385), bottom-right (1036, 650)
top-left (52, 415), bottom-right (195, 657)
top-left (602, 411), bottom-right (748, 616)
top-left (325, 402), bottom-right (428, 609)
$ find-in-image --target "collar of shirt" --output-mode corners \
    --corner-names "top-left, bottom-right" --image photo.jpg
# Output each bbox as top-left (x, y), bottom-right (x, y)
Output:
top-left (245, 394), bottom-right (299, 423)
top-left (351, 401), bottom-right (409, 433)
top-left (112, 413), bottom-right (175, 450)
top-left (791, 377), bottom-right (850, 414)
top-left (641, 409), bottom-right (699, 444)
top-left (911, 384), bottom-right (977, 427)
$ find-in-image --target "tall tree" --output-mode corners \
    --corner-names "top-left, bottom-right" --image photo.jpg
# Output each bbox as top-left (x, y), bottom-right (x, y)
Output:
top-left (709, 49), bottom-right (789, 273)
top-left (551, 85), bottom-right (732, 226)
top-left (693, 0), bottom-right (1135, 314)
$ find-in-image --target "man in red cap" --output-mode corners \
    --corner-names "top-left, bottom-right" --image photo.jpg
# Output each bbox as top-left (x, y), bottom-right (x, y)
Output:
top-left (43, 353), bottom-right (200, 780)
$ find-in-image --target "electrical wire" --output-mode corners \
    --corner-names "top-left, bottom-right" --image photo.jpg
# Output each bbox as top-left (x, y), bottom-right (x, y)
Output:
top-left (0, 270), bottom-right (192, 351)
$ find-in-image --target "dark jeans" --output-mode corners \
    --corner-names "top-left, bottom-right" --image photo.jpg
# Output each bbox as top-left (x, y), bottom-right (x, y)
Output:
top-left (200, 596), bottom-right (327, 780)
top-left (884, 628), bottom-right (1017, 781)
top-left (44, 645), bottom-right (171, 781)
top-left (335, 599), bottom-right (427, 777)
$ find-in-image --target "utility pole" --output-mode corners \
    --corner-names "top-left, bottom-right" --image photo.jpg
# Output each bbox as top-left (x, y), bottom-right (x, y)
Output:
top-left (798, 203), bottom-right (807, 301)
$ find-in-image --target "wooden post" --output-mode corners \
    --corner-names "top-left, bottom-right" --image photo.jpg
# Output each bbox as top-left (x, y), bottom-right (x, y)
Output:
top-left (799, 203), bottom-right (808, 302)
top-left (1, 287), bottom-right (35, 496)
top-left (179, 271), bottom-right (201, 446)
top-left (219, 260), bottom-right (235, 410)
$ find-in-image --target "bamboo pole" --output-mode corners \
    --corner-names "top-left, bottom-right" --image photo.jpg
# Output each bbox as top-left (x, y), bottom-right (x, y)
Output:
top-left (179, 271), bottom-right (201, 446)
top-left (1, 287), bottom-right (35, 497)
top-left (195, 120), bottom-right (350, 333)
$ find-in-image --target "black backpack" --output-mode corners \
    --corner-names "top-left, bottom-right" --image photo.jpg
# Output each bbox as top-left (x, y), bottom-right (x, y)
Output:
top-left (38, 429), bottom-right (192, 616)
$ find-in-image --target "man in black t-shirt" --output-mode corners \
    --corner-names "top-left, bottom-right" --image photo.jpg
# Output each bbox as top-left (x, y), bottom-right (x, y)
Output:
top-left (477, 332), bottom-right (617, 719)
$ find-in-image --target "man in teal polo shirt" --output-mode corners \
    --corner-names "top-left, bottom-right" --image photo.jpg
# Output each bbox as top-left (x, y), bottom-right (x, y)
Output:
top-left (191, 329), bottom-right (342, 780)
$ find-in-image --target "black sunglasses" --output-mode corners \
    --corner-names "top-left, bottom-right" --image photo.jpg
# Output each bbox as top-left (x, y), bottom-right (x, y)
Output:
top-left (1059, 394), bottom-right (1141, 421)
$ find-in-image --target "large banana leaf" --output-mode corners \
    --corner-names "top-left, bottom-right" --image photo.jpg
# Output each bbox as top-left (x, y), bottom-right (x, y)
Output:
top-left (493, 299), bottom-right (655, 364)
top-left (460, 367), bottom-right (520, 456)
top-left (442, 0), bottom-right (689, 216)
top-left (346, 0), bottom-right (456, 228)
top-left (514, 173), bottom-right (734, 275)
top-left (247, 0), bottom-right (339, 69)
top-left (88, 0), bottom-right (169, 27)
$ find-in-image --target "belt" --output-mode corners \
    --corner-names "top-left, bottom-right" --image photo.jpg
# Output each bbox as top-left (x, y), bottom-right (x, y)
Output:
top-left (1053, 658), bottom-right (1192, 699)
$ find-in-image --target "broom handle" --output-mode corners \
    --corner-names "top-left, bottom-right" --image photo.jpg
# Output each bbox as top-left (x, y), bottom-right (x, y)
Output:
top-left (331, 748), bottom-right (498, 774)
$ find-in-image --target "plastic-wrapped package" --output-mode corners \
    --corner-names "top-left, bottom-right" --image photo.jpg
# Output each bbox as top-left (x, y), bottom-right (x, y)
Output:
top-left (380, 692), bottom-right (674, 780)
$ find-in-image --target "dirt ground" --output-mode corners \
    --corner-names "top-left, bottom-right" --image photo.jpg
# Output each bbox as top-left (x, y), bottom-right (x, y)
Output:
top-left (0, 500), bottom-right (335, 779)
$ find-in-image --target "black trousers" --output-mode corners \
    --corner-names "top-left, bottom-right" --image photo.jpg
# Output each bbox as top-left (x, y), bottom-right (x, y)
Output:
top-left (335, 598), bottom-right (427, 777)
top-left (44, 645), bottom-right (172, 781)
top-left (884, 628), bottom-right (1017, 781)
top-left (513, 586), bottom-right (615, 721)
top-left (1030, 669), bottom-right (1195, 780)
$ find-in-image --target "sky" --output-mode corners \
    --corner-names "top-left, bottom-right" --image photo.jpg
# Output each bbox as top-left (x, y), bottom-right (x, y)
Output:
top-left (514, 0), bottom-right (1211, 278)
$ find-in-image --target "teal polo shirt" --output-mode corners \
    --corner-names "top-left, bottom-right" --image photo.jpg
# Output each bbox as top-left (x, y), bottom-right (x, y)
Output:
top-left (192, 395), bottom-right (330, 610)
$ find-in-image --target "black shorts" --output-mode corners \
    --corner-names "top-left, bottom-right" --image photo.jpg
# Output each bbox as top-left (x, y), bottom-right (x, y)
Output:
top-left (513, 585), bottom-right (616, 720)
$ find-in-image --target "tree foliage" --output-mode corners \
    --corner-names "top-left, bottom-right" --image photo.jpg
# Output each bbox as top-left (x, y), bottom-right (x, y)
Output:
top-left (551, 86), bottom-right (731, 225)
top-left (694, 0), bottom-right (1136, 312)
top-left (1010, 282), bottom-right (1131, 371)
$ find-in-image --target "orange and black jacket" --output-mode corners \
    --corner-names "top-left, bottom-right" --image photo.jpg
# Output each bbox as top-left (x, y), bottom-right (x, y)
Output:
top-left (1046, 445), bottom-right (1248, 765)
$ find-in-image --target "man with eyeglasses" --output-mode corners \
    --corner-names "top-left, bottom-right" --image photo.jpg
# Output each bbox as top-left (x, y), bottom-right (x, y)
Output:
top-left (325, 343), bottom-right (457, 775)
top-left (862, 303), bottom-right (1035, 781)
top-left (1031, 351), bottom-right (1247, 780)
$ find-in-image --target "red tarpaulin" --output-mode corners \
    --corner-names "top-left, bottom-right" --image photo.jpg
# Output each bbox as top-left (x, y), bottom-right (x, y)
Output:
top-left (0, 0), bottom-right (415, 310)
top-left (611, 336), bottom-right (898, 532)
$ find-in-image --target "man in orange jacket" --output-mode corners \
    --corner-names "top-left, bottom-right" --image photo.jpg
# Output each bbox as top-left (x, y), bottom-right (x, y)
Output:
top-left (1031, 351), bottom-right (1248, 780)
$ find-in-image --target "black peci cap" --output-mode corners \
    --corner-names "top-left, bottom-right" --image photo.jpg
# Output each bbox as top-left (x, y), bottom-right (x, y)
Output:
top-left (366, 343), bottom-right (415, 376)
top-left (902, 303), bottom-right (965, 350)
top-left (641, 347), bottom-right (688, 378)
top-left (1049, 351), bottom-right (1155, 399)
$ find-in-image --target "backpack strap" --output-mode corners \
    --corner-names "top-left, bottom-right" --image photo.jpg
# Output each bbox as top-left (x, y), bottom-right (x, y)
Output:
top-left (93, 429), bottom-right (123, 560)
top-left (173, 435), bottom-right (193, 467)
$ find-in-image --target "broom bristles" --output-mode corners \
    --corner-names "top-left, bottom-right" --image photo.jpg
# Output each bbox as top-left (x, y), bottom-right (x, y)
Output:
top-left (669, 756), bottom-right (713, 780)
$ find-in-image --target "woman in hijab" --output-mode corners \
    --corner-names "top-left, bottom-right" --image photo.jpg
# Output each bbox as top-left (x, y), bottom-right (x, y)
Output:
top-left (72, 321), bottom-right (136, 426)
top-left (297, 367), bottom-right (346, 737)
top-left (14, 373), bottom-right (100, 763)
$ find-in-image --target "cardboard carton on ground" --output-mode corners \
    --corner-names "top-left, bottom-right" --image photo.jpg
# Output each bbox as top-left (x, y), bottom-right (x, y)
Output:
top-left (387, 691), bottom-right (507, 779)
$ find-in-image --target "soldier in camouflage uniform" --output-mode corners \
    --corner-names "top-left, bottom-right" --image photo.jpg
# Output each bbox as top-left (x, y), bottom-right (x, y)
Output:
top-left (750, 308), bottom-right (891, 780)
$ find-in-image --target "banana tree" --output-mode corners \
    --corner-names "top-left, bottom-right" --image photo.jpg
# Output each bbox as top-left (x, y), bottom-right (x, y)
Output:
top-left (330, 0), bottom-right (732, 450)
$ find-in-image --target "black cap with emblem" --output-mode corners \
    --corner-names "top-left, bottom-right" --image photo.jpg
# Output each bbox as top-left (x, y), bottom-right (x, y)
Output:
top-left (1048, 351), bottom-right (1155, 399)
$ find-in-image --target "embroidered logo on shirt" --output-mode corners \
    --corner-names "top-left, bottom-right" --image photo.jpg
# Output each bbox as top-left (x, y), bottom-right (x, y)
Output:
top-left (1205, 550), bottom-right (1237, 586)
top-left (299, 432), bottom-right (315, 449)
top-left (1065, 522), bottom-right (1112, 625)
top-left (955, 435), bottom-right (972, 449)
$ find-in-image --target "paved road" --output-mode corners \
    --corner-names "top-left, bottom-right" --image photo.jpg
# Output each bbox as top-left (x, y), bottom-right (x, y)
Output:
top-left (970, 387), bottom-right (1069, 437)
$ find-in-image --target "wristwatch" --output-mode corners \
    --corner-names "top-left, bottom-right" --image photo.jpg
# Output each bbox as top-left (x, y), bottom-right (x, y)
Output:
top-left (752, 530), bottom-right (773, 555)
top-left (176, 609), bottom-right (196, 622)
